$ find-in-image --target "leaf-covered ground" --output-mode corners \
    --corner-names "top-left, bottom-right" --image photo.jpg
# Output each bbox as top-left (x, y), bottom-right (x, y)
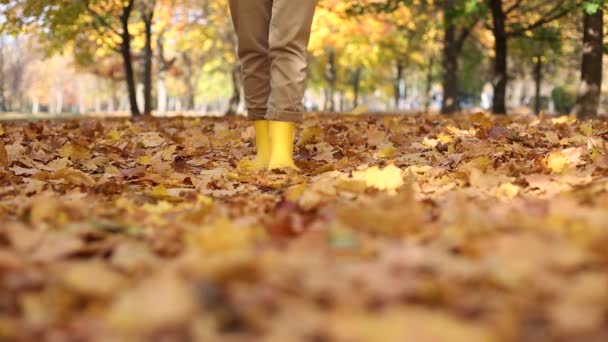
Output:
top-left (2, 113), bottom-right (608, 342)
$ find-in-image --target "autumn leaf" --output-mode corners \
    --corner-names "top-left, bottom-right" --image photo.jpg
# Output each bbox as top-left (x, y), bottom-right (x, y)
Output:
top-left (58, 143), bottom-right (92, 161)
top-left (547, 152), bottom-right (568, 172)
top-left (0, 140), bottom-right (8, 168)
top-left (580, 123), bottom-right (593, 137)
top-left (138, 132), bottom-right (166, 148)
top-left (437, 132), bottom-right (453, 144)
top-left (552, 115), bottom-right (575, 125)
top-left (46, 157), bottom-right (70, 171)
top-left (546, 148), bottom-right (584, 173)
top-left (376, 143), bottom-right (397, 158)
top-left (106, 273), bottom-right (195, 332)
top-left (30, 232), bottom-right (84, 262)
top-left (470, 112), bottom-right (493, 130)
top-left (138, 155), bottom-right (152, 166)
top-left (150, 184), bottom-right (169, 198)
top-left (61, 262), bottom-right (126, 297)
top-left (107, 129), bottom-right (121, 140)
top-left (51, 167), bottom-right (96, 186)
top-left (496, 182), bottom-right (520, 198)
top-left (298, 126), bottom-right (323, 145)
top-left (352, 164), bottom-right (404, 193)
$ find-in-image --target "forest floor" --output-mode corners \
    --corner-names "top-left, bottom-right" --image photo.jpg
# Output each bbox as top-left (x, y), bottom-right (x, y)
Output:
top-left (1, 113), bottom-right (608, 341)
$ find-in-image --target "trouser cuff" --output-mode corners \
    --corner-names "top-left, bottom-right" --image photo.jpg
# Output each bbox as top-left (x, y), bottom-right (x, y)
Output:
top-left (265, 108), bottom-right (303, 123)
top-left (247, 110), bottom-right (267, 121)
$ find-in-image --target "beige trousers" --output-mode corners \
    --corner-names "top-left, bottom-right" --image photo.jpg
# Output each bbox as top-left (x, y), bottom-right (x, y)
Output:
top-left (229, 0), bottom-right (318, 123)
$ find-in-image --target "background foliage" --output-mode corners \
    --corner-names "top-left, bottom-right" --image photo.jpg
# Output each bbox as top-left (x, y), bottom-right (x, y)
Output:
top-left (0, 0), bottom-right (606, 117)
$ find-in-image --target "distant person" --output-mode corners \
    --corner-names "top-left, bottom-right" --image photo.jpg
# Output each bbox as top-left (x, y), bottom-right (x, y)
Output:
top-left (229, 0), bottom-right (318, 170)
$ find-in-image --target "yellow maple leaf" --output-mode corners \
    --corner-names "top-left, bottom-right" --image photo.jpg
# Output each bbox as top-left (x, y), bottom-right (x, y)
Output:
top-left (236, 158), bottom-right (262, 172)
top-left (352, 164), bottom-right (404, 193)
top-left (107, 130), bottom-right (121, 140)
top-left (546, 151), bottom-right (567, 173)
top-left (187, 218), bottom-right (258, 254)
top-left (377, 143), bottom-right (397, 158)
top-left (58, 143), bottom-right (92, 161)
top-left (437, 132), bottom-right (453, 144)
top-left (150, 184), bottom-right (169, 197)
top-left (580, 123), bottom-right (593, 137)
top-left (496, 183), bottom-right (520, 198)
top-left (138, 155), bottom-right (152, 166)
top-left (422, 137), bottom-right (439, 148)
top-left (142, 200), bottom-right (174, 214)
top-left (551, 115), bottom-right (575, 125)
top-left (104, 165), bottom-right (120, 176)
top-left (470, 112), bottom-right (493, 129)
top-left (545, 132), bottom-right (560, 144)
top-left (298, 126), bottom-right (323, 146)
top-left (285, 183), bottom-right (308, 202)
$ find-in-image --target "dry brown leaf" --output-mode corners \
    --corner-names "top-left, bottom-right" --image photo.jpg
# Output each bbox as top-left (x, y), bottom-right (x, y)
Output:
top-left (0, 140), bottom-right (8, 168)
top-left (51, 167), bottom-right (96, 186)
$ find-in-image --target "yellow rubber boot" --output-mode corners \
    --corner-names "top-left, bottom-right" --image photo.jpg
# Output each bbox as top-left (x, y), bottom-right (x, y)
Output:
top-left (253, 120), bottom-right (271, 169)
top-left (268, 121), bottom-right (299, 171)
top-left (238, 121), bottom-right (270, 171)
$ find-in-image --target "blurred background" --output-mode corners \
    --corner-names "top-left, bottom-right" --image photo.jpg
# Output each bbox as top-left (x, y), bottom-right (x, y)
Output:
top-left (0, 0), bottom-right (606, 117)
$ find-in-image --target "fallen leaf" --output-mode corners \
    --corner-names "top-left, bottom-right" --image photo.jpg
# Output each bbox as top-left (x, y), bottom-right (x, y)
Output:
top-left (0, 140), bottom-right (8, 168)
top-left (61, 262), bottom-right (126, 297)
top-left (352, 164), bottom-right (404, 193)
top-left (580, 123), bottom-right (593, 137)
top-left (547, 152), bottom-right (567, 173)
top-left (30, 233), bottom-right (84, 262)
top-left (58, 143), bottom-right (92, 161)
top-left (138, 132), bottom-right (166, 148)
top-left (107, 129), bottom-right (121, 140)
top-left (138, 155), bottom-right (152, 166)
top-left (51, 167), bottom-right (96, 186)
top-left (106, 272), bottom-right (195, 332)
top-left (496, 182), bottom-right (520, 198)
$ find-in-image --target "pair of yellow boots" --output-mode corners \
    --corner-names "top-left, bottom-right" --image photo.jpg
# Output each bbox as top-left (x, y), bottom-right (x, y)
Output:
top-left (251, 121), bottom-right (298, 171)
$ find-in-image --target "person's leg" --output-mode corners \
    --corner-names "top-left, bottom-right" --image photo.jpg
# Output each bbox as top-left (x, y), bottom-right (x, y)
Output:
top-left (267, 0), bottom-right (318, 170)
top-left (228, 0), bottom-right (272, 169)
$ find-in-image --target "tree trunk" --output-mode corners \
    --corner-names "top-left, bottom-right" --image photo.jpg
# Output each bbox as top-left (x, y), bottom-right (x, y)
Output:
top-left (0, 36), bottom-right (6, 112)
top-left (156, 34), bottom-right (173, 114)
top-left (181, 52), bottom-right (200, 111)
top-left (534, 55), bottom-right (543, 115)
top-left (186, 87), bottom-right (195, 110)
top-left (157, 73), bottom-right (167, 113)
top-left (425, 55), bottom-right (434, 112)
top-left (324, 48), bottom-right (336, 112)
top-left (56, 89), bottom-right (63, 114)
top-left (120, 0), bottom-right (140, 116)
top-left (32, 97), bottom-right (39, 114)
top-left (78, 91), bottom-right (85, 114)
top-left (107, 96), bottom-right (115, 112)
top-left (352, 68), bottom-right (362, 109)
top-left (441, 0), bottom-right (460, 115)
top-left (94, 95), bottom-right (101, 113)
top-left (573, 8), bottom-right (604, 119)
top-left (226, 65), bottom-right (242, 115)
top-left (142, 5), bottom-right (155, 116)
top-left (394, 60), bottom-right (404, 109)
top-left (490, 0), bottom-right (508, 114)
